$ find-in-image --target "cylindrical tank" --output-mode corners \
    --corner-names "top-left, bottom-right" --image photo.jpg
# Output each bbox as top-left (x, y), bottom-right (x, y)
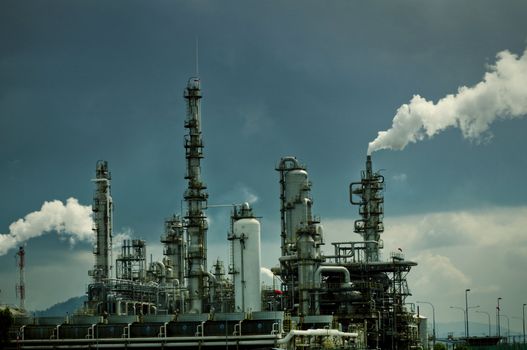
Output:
top-left (232, 206), bottom-right (261, 313)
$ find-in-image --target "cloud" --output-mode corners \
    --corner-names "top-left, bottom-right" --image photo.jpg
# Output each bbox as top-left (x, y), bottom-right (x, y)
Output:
top-left (321, 206), bottom-right (527, 322)
top-left (0, 198), bottom-right (93, 256)
top-left (368, 47), bottom-right (527, 154)
top-left (411, 251), bottom-right (470, 296)
top-left (392, 173), bottom-right (408, 182)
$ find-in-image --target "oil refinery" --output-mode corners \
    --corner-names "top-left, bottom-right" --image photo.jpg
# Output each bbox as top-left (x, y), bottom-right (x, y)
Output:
top-left (6, 77), bottom-right (422, 349)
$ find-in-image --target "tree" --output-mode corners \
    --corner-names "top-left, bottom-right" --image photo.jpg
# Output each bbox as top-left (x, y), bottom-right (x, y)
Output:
top-left (0, 307), bottom-right (14, 348)
top-left (433, 343), bottom-right (447, 350)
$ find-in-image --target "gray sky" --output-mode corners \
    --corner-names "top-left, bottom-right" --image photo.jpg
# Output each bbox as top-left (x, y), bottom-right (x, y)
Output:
top-left (1, 0), bottom-right (527, 330)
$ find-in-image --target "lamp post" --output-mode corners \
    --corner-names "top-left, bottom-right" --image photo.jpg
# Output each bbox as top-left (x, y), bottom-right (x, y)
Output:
top-left (523, 304), bottom-right (526, 344)
top-left (450, 306), bottom-right (467, 337)
top-left (475, 310), bottom-right (491, 336)
top-left (497, 297), bottom-right (502, 339)
top-left (417, 301), bottom-right (436, 349)
top-left (513, 317), bottom-right (523, 344)
top-left (500, 314), bottom-right (510, 343)
top-left (465, 289), bottom-right (471, 338)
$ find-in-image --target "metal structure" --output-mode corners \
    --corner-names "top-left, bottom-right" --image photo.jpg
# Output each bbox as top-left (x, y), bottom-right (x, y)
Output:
top-left (8, 77), bottom-right (423, 350)
top-left (15, 246), bottom-right (25, 310)
top-left (90, 160), bottom-right (113, 282)
top-left (350, 155), bottom-right (384, 262)
top-left (183, 77), bottom-right (208, 314)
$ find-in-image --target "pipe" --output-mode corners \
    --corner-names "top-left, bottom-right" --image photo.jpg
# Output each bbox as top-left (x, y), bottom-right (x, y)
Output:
top-left (206, 272), bottom-right (217, 308)
top-left (315, 266), bottom-right (351, 286)
top-left (278, 156), bottom-right (301, 170)
top-left (314, 266), bottom-right (351, 315)
top-left (276, 329), bottom-right (358, 345)
top-left (153, 261), bottom-right (166, 284)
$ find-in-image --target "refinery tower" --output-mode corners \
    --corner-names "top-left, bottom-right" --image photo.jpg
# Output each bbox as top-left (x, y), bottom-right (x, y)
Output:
top-left (7, 76), bottom-right (421, 350)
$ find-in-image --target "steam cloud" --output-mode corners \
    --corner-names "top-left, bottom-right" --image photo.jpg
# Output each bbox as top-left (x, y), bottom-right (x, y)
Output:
top-left (0, 198), bottom-right (93, 256)
top-left (368, 48), bottom-right (527, 154)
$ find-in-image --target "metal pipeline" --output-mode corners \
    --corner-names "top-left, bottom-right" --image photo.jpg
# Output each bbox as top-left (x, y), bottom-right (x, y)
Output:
top-left (276, 329), bottom-right (358, 345)
top-left (315, 266), bottom-right (351, 285)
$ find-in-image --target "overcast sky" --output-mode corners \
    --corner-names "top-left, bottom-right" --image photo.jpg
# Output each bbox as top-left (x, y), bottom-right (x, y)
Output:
top-left (1, 0), bottom-right (527, 331)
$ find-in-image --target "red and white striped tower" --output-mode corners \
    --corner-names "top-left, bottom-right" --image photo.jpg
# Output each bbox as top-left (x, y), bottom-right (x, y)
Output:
top-left (16, 246), bottom-right (25, 310)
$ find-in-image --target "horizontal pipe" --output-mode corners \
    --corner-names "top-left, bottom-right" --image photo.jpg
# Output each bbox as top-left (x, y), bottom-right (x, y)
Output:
top-left (277, 329), bottom-right (358, 345)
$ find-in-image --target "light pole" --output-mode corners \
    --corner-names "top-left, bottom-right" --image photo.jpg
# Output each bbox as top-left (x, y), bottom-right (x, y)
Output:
top-left (450, 306), bottom-right (467, 337)
top-left (513, 317), bottom-right (523, 344)
top-left (465, 289), bottom-right (471, 338)
top-left (523, 304), bottom-right (526, 344)
top-left (475, 310), bottom-right (491, 336)
top-left (417, 301), bottom-right (436, 349)
top-left (500, 314), bottom-right (510, 343)
top-left (497, 297), bottom-right (502, 339)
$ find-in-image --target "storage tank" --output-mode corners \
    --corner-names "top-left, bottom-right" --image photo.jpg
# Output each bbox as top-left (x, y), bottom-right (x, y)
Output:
top-left (231, 203), bottom-right (261, 313)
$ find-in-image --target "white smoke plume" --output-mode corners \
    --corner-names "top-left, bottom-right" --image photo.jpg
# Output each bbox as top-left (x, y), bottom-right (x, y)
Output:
top-left (0, 198), bottom-right (93, 256)
top-left (368, 48), bottom-right (527, 154)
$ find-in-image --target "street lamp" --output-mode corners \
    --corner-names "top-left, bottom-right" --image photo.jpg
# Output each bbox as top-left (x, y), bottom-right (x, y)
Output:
top-left (417, 301), bottom-right (436, 349)
top-left (497, 297), bottom-right (502, 339)
top-left (523, 304), bottom-right (526, 344)
top-left (513, 317), bottom-right (523, 344)
top-left (475, 310), bottom-right (491, 336)
top-left (450, 306), bottom-right (467, 337)
top-left (500, 314), bottom-right (510, 343)
top-left (465, 289), bottom-right (471, 338)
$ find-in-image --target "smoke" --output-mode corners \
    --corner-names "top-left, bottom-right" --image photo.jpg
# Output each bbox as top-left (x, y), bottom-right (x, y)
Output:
top-left (368, 48), bottom-right (527, 154)
top-left (0, 198), bottom-right (93, 256)
top-left (260, 267), bottom-right (274, 279)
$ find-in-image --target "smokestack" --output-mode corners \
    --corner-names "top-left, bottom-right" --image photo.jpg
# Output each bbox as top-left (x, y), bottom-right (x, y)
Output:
top-left (368, 47), bottom-right (527, 154)
top-left (16, 246), bottom-right (25, 310)
top-left (350, 155), bottom-right (384, 262)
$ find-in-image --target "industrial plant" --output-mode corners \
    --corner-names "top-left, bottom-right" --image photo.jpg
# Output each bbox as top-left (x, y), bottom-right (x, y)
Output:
top-left (6, 77), bottom-right (422, 349)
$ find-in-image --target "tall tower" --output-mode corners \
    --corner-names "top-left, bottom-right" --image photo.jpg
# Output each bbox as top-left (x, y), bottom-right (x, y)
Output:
top-left (350, 155), bottom-right (384, 261)
top-left (16, 246), bottom-right (25, 310)
top-left (90, 160), bottom-right (113, 282)
top-left (276, 156), bottom-right (324, 313)
top-left (183, 78), bottom-right (208, 313)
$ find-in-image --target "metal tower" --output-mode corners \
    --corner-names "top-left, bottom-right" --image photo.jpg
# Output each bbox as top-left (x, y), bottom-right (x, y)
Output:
top-left (350, 155), bottom-right (384, 262)
top-left (16, 246), bottom-right (25, 310)
top-left (183, 77), bottom-right (208, 313)
top-left (161, 215), bottom-right (185, 285)
top-left (90, 160), bottom-right (113, 282)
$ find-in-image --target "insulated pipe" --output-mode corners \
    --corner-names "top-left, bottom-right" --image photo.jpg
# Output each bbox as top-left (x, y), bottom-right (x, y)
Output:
top-left (278, 156), bottom-right (301, 169)
top-left (315, 266), bottom-right (351, 285)
top-left (206, 272), bottom-right (217, 308)
top-left (153, 261), bottom-right (166, 284)
top-left (314, 266), bottom-right (351, 315)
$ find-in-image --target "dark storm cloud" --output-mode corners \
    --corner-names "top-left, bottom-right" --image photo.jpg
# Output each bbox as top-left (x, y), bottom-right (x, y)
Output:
top-left (1, 0), bottom-right (527, 309)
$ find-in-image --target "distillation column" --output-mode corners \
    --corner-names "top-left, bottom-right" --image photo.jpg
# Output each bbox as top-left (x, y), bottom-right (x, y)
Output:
top-left (277, 157), bottom-right (323, 314)
top-left (161, 215), bottom-right (185, 284)
top-left (350, 155), bottom-right (384, 262)
top-left (90, 160), bottom-right (113, 282)
top-left (183, 78), bottom-right (208, 313)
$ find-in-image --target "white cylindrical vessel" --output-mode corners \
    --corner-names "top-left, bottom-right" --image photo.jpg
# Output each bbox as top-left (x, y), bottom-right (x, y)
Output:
top-left (284, 169), bottom-right (310, 246)
top-left (232, 213), bottom-right (261, 313)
